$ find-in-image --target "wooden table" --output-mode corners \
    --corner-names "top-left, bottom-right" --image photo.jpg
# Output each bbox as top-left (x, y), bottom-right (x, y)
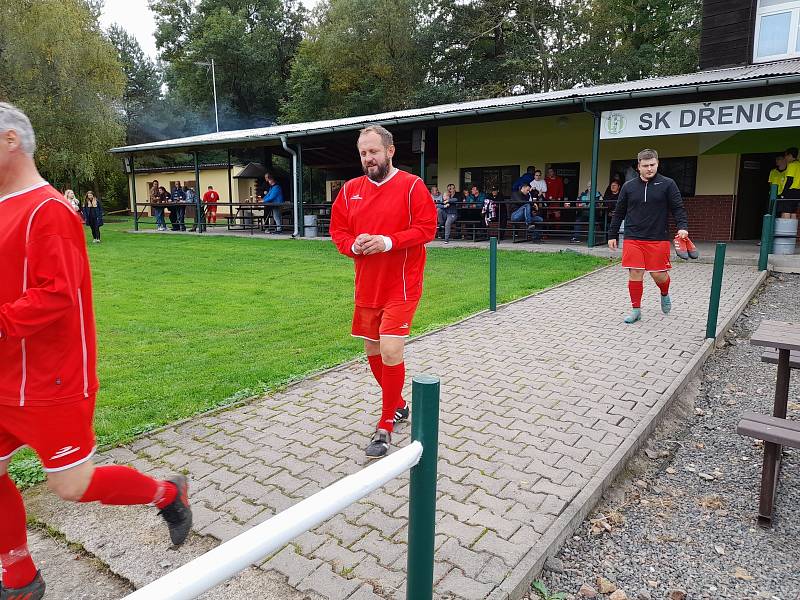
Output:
top-left (748, 319), bottom-right (800, 523)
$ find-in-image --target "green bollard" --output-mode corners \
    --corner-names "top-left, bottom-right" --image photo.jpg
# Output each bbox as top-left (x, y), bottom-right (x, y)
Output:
top-left (758, 214), bottom-right (773, 272)
top-left (406, 374), bottom-right (440, 600)
top-left (489, 236), bottom-right (497, 312)
top-left (705, 242), bottom-right (727, 339)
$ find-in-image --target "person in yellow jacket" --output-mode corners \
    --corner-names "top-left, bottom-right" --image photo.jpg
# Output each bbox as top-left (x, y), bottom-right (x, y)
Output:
top-left (780, 147), bottom-right (800, 219)
top-left (768, 154), bottom-right (787, 196)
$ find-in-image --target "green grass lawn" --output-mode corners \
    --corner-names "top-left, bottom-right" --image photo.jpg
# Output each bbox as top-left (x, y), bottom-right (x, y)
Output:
top-left (41, 220), bottom-right (608, 448)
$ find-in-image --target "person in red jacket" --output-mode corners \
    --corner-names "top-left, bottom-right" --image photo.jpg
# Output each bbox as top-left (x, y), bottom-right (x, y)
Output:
top-left (203, 185), bottom-right (220, 223)
top-left (330, 125), bottom-right (437, 459)
top-left (0, 103), bottom-right (192, 600)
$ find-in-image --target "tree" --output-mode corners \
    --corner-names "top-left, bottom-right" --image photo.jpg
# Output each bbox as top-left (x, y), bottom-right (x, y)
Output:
top-left (281, 0), bottom-right (430, 122)
top-left (0, 0), bottom-right (126, 196)
top-left (108, 25), bottom-right (162, 145)
top-left (150, 0), bottom-right (306, 129)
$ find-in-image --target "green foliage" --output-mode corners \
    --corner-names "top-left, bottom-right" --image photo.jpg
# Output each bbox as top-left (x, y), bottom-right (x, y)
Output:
top-left (8, 450), bottom-right (46, 490)
top-left (0, 0), bottom-right (125, 191)
top-left (150, 0), bottom-right (306, 127)
top-left (281, 0), bottom-right (431, 122)
top-left (531, 579), bottom-right (568, 600)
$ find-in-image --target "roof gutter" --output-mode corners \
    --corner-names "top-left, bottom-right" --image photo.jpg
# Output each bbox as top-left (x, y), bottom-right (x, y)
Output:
top-left (110, 73), bottom-right (800, 155)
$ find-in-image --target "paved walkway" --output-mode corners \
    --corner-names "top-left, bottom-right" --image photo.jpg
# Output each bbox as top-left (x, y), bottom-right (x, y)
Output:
top-left (28, 262), bottom-right (763, 600)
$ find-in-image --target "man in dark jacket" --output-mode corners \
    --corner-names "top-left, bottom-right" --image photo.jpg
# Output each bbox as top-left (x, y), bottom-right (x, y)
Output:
top-left (609, 149), bottom-right (689, 324)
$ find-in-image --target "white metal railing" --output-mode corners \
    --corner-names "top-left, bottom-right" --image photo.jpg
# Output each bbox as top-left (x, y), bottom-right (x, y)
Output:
top-left (123, 441), bottom-right (423, 600)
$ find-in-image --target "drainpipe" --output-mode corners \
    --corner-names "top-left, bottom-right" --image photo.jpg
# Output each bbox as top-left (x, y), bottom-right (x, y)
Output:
top-left (281, 135), bottom-right (299, 238)
top-left (582, 101), bottom-right (601, 248)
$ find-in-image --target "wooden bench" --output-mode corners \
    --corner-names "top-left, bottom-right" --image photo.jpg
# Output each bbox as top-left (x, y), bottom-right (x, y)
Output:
top-left (505, 221), bottom-right (532, 243)
top-left (737, 411), bottom-right (800, 526)
top-left (762, 348), bottom-right (800, 369)
top-left (458, 221), bottom-right (486, 241)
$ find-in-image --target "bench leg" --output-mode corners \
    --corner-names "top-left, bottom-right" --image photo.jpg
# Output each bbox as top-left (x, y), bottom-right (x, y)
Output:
top-left (757, 441), bottom-right (782, 527)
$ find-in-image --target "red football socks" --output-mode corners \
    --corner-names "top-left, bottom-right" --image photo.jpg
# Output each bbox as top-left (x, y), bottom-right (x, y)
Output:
top-left (656, 275), bottom-right (671, 297)
top-left (0, 474), bottom-right (37, 589)
top-left (368, 353), bottom-right (406, 414)
top-left (379, 362), bottom-right (405, 432)
top-left (628, 280), bottom-right (644, 308)
top-left (79, 466), bottom-right (176, 509)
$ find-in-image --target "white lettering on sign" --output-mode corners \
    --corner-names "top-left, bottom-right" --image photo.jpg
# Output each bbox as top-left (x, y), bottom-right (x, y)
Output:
top-left (601, 94), bottom-right (800, 139)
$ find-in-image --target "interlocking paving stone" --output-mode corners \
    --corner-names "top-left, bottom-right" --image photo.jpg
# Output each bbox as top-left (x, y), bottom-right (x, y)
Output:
top-left (90, 263), bottom-right (760, 599)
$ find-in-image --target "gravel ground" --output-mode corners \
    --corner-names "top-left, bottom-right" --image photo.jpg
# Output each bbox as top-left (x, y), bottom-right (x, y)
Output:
top-left (533, 273), bottom-right (800, 600)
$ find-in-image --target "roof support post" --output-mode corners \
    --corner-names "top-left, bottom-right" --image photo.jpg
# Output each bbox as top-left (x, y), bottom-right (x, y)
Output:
top-left (129, 155), bottom-right (139, 232)
top-left (280, 136), bottom-right (299, 238)
top-left (583, 102), bottom-right (601, 247)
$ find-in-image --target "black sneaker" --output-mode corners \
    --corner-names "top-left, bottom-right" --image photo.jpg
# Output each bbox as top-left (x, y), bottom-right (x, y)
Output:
top-left (394, 402), bottom-right (410, 423)
top-left (158, 475), bottom-right (192, 546)
top-left (365, 429), bottom-right (391, 459)
top-left (0, 570), bottom-right (45, 600)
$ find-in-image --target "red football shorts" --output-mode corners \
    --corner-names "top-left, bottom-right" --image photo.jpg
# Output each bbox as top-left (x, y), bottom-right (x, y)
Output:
top-left (0, 395), bottom-right (97, 472)
top-left (352, 300), bottom-right (420, 341)
top-left (622, 239), bottom-right (672, 272)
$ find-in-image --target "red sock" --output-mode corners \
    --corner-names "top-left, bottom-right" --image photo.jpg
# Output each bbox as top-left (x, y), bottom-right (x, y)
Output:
top-left (368, 354), bottom-right (406, 410)
top-left (79, 466), bottom-right (176, 509)
top-left (628, 280), bottom-right (643, 308)
top-left (0, 475), bottom-right (37, 589)
top-left (379, 362), bottom-right (405, 432)
top-left (656, 275), bottom-right (670, 297)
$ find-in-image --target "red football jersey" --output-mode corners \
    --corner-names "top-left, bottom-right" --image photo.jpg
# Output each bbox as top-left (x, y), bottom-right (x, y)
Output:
top-left (203, 190), bottom-right (219, 203)
top-left (0, 182), bottom-right (99, 406)
top-left (330, 169), bottom-right (437, 308)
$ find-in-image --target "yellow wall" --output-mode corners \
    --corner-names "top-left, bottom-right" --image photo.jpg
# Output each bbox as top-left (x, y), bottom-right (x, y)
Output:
top-left (437, 115), bottom-right (739, 196)
top-left (132, 166), bottom-right (245, 215)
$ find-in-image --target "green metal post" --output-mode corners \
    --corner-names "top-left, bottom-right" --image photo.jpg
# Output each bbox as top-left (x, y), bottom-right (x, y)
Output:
top-left (489, 236), bottom-right (497, 311)
top-left (130, 155), bottom-right (138, 231)
top-left (406, 374), bottom-right (440, 600)
top-left (705, 242), bottom-right (727, 339)
top-left (587, 112), bottom-right (600, 247)
top-left (758, 214), bottom-right (773, 272)
top-left (227, 150), bottom-right (233, 226)
top-left (768, 183), bottom-right (778, 218)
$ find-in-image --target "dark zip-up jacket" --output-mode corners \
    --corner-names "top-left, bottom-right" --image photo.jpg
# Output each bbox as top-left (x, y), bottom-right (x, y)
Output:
top-left (609, 173), bottom-right (688, 241)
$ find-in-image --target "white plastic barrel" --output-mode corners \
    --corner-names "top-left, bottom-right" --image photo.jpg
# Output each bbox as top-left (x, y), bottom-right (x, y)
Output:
top-left (773, 218), bottom-right (799, 255)
top-left (304, 214), bottom-right (318, 237)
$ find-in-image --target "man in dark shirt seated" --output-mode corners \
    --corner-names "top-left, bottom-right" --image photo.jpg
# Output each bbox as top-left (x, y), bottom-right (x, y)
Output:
top-left (510, 183), bottom-right (543, 240)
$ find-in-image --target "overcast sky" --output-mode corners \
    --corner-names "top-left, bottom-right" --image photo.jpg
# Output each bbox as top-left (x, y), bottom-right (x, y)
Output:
top-left (100, 0), bottom-right (318, 59)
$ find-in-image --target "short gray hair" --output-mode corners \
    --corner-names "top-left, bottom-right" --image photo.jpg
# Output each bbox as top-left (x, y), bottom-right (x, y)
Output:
top-left (0, 103), bottom-right (36, 156)
top-left (637, 148), bottom-right (658, 162)
top-left (358, 124), bottom-right (393, 148)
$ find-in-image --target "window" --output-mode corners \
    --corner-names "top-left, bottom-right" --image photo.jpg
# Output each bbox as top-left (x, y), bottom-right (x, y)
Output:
top-left (754, 0), bottom-right (800, 62)
top-left (459, 166), bottom-right (520, 197)
top-left (609, 157), bottom-right (697, 197)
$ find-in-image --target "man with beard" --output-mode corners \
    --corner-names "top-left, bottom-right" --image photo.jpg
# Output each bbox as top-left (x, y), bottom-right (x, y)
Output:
top-left (330, 125), bottom-right (437, 459)
top-left (609, 148), bottom-right (689, 324)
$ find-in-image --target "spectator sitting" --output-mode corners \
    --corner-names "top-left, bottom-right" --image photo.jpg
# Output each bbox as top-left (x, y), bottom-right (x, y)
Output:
top-left (482, 187), bottom-right (502, 226)
top-left (512, 166), bottom-right (536, 192)
top-left (570, 181), bottom-right (602, 243)
top-left (530, 169), bottom-right (547, 201)
top-left (262, 171), bottom-right (284, 233)
top-left (469, 185), bottom-right (485, 209)
top-left (604, 172), bottom-right (624, 197)
top-left (439, 183), bottom-right (459, 244)
top-left (460, 188), bottom-right (472, 206)
top-left (603, 179), bottom-right (621, 212)
top-left (170, 183), bottom-right (186, 231)
top-left (544, 167), bottom-right (564, 201)
top-left (510, 183), bottom-right (543, 239)
top-left (430, 185), bottom-right (443, 209)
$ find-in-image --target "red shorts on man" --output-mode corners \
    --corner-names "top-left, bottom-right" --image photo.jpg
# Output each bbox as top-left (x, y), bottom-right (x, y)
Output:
top-left (621, 239), bottom-right (672, 272)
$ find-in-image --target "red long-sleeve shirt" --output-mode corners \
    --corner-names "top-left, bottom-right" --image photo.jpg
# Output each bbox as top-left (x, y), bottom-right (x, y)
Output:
top-left (0, 182), bottom-right (99, 406)
top-left (330, 169), bottom-right (437, 308)
top-left (545, 175), bottom-right (564, 200)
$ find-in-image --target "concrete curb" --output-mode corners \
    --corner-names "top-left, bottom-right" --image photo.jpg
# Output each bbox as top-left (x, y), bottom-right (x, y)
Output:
top-left (490, 268), bottom-right (769, 600)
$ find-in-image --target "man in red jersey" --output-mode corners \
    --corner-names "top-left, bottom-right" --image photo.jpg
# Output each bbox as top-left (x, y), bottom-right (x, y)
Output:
top-left (330, 125), bottom-right (437, 459)
top-left (0, 103), bottom-right (192, 600)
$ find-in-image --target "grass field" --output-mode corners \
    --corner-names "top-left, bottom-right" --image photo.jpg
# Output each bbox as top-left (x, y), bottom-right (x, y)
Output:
top-left (24, 220), bottom-right (609, 450)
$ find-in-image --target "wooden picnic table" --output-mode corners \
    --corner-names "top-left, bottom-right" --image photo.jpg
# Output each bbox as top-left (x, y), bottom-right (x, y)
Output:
top-left (742, 319), bottom-right (800, 525)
